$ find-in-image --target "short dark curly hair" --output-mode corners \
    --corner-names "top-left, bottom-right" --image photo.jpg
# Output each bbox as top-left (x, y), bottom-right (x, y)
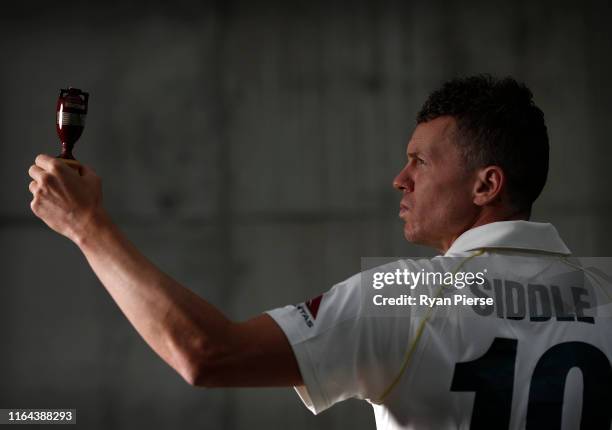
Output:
top-left (417, 75), bottom-right (549, 215)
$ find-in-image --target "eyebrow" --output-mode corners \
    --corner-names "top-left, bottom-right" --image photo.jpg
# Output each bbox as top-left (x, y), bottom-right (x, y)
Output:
top-left (407, 151), bottom-right (424, 159)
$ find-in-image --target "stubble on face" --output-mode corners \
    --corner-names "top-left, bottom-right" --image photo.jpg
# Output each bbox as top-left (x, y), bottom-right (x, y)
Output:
top-left (397, 117), bottom-right (477, 252)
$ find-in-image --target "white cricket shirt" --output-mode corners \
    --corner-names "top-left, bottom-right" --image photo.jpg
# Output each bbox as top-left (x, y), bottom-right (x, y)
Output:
top-left (266, 221), bottom-right (612, 429)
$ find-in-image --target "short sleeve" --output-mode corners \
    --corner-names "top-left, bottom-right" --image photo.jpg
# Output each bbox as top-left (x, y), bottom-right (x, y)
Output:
top-left (266, 272), bottom-right (406, 414)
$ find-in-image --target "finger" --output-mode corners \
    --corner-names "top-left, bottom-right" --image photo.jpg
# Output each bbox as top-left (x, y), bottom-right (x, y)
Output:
top-left (28, 180), bottom-right (38, 194)
top-left (34, 154), bottom-right (55, 171)
top-left (35, 154), bottom-right (69, 174)
top-left (30, 198), bottom-right (40, 216)
top-left (28, 164), bottom-right (46, 182)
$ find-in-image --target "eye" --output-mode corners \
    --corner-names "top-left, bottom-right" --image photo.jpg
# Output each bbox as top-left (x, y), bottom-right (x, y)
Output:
top-left (407, 154), bottom-right (426, 167)
top-left (411, 156), bottom-right (425, 166)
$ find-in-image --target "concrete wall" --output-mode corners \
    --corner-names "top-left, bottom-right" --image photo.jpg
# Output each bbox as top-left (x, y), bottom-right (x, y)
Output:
top-left (1, 0), bottom-right (611, 428)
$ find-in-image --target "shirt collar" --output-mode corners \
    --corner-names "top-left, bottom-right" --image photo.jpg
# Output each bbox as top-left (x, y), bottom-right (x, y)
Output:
top-left (445, 221), bottom-right (571, 256)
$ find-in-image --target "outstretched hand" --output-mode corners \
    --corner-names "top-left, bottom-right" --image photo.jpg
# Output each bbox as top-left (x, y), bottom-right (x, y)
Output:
top-left (28, 154), bottom-right (105, 244)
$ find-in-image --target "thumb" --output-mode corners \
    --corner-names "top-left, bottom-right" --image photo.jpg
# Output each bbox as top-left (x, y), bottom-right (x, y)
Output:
top-left (80, 163), bottom-right (98, 178)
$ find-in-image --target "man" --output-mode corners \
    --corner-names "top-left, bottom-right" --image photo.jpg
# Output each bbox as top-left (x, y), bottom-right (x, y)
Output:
top-left (28, 75), bottom-right (611, 429)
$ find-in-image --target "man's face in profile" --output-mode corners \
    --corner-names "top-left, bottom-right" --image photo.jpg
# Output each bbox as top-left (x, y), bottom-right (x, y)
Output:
top-left (393, 116), bottom-right (479, 251)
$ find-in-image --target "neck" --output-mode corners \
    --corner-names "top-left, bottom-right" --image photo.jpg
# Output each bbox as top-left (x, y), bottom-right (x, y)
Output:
top-left (439, 207), bottom-right (529, 253)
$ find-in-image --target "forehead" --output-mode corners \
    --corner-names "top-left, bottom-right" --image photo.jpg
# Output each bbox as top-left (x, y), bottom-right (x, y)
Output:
top-left (407, 116), bottom-right (458, 157)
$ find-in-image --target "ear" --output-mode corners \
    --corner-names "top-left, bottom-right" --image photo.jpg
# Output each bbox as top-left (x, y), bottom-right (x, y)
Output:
top-left (472, 166), bottom-right (505, 207)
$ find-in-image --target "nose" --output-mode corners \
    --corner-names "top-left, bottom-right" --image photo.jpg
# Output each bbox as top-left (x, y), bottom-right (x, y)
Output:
top-left (393, 164), bottom-right (414, 192)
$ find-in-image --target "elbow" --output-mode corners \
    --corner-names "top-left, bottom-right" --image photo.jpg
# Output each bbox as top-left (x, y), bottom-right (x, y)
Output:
top-left (180, 354), bottom-right (227, 388)
top-left (180, 350), bottom-right (217, 387)
top-left (181, 366), bottom-right (206, 387)
top-left (173, 335), bottom-right (234, 388)
top-left (177, 355), bottom-right (204, 387)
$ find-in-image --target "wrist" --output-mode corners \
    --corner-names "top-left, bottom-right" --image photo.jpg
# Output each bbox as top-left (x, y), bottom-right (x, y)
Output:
top-left (72, 208), bottom-right (114, 249)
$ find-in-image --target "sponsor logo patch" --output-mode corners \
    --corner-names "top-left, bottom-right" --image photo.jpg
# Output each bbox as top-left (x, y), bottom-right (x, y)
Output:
top-left (296, 294), bottom-right (323, 328)
top-left (305, 295), bottom-right (322, 319)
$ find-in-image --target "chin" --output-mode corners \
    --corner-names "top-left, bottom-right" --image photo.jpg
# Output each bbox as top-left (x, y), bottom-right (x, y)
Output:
top-left (403, 224), bottom-right (418, 243)
top-left (403, 224), bottom-right (430, 247)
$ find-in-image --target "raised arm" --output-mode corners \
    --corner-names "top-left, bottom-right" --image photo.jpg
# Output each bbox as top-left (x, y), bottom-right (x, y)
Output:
top-left (27, 154), bottom-right (302, 387)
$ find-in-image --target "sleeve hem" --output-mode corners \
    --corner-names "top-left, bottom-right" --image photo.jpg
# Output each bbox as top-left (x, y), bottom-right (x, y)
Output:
top-left (266, 307), bottom-right (332, 414)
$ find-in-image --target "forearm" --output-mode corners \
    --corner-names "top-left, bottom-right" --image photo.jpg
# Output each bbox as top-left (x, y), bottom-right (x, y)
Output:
top-left (75, 210), bottom-right (231, 384)
top-left (29, 155), bottom-right (302, 388)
